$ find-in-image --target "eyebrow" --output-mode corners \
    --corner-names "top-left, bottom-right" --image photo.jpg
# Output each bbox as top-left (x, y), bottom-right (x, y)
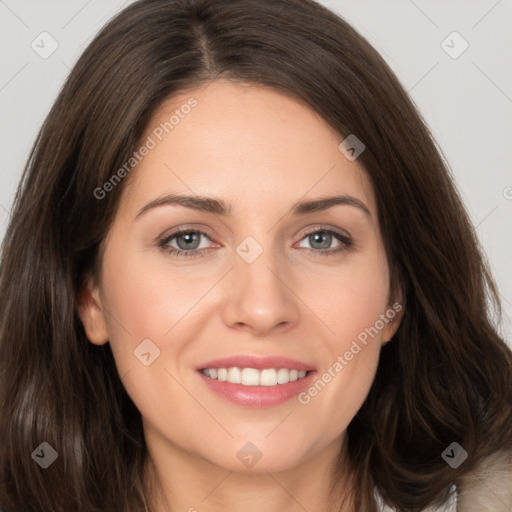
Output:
top-left (135, 193), bottom-right (372, 219)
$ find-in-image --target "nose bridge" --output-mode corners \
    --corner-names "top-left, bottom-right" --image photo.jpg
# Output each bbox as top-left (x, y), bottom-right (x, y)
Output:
top-left (235, 233), bottom-right (284, 302)
top-left (221, 232), bottom-right (299, 333)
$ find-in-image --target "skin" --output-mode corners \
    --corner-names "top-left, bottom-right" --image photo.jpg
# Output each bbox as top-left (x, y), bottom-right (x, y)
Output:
top-left (78, 79), bottom-right (403, 512)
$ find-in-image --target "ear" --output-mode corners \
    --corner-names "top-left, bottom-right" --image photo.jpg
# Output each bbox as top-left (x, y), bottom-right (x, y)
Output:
top-left (381, 287), bottom-right (405, 346)
top-left (76, 274), bottom-right (109, 345)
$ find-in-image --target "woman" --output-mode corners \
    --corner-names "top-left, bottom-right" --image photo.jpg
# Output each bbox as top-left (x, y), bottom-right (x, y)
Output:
top-left (1, 0), bottom-right (511, 511)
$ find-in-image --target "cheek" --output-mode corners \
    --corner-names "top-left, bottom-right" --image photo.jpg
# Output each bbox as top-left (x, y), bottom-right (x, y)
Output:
top-left (97, 247), bottom-right (208, 427)
top-left (97, 239), bottom-right (200, 374)
top-left (293, 250), bottom-right (389, 426)
top-left (101, 235), bottom-right (212, 334)
top-left (299, 251), bottom-right (390, 349)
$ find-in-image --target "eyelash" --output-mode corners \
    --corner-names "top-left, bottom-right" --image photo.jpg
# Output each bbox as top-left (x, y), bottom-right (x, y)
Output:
top-left (158, 226), bottom-right (353, 259)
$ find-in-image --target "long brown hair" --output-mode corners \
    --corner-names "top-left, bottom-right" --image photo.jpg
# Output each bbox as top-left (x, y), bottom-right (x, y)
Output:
top-left (1, 1), bottom-right (511, 510)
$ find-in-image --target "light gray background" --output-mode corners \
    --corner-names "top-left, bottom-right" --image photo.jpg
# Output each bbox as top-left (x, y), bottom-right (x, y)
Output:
top-left (1, 0), bottom-right (511, 344)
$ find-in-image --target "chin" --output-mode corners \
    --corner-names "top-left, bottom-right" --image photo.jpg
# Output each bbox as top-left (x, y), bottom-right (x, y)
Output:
top-left (202, 438), bottom-right (312, 475)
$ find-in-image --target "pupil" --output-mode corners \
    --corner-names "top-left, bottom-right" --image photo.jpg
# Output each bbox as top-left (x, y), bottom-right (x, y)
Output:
top-left (174, 231), bottom-right (332, 251)
top-left (311, 231), bottom-right (331, 249)
top-left (177, 231), bottom-right (200, 250)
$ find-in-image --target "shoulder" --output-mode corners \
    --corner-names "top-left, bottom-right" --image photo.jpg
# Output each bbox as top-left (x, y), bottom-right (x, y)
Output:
top-left (456, 449), bottom-right (512, 512)
top-left (376, 488), bottom-right (456, 512)
top-left (375, 450), bottom-right (512, 512)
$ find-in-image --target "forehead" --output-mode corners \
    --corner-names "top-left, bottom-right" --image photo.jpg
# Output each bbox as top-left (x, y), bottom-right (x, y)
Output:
top-left (119, 79), bottom-right (376, 218)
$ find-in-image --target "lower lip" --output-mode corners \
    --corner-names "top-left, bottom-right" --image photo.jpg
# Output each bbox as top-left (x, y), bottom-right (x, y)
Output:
top-left (197, 370), bottom-right (317, 408)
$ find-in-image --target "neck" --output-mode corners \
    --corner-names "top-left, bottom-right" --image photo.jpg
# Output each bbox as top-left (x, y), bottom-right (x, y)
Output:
top-left (142, 430), bottom-right (356, 512)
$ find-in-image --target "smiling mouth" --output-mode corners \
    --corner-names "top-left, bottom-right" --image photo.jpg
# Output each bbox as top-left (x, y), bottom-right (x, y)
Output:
top-left (199, 367), bottom-right (310, 386)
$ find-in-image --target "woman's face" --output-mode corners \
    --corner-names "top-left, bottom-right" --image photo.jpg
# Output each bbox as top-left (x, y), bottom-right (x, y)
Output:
top-left (79, 79), bottom-right (401, 474)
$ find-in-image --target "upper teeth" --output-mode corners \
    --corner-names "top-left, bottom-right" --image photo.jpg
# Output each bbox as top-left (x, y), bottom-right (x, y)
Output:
top-left (201, 367), bottom-right (308, 386)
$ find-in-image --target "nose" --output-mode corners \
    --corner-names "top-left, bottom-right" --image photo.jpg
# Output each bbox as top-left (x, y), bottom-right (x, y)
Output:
top-left (221, 241), bottom-right (300, 336)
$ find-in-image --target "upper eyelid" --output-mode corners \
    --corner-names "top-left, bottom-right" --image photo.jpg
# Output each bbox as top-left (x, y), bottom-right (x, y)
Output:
top-left (298, 225), bottom-right (351, 238)
top-left (160, 225), bottom-right (351, 247)
top-left (159, 226), bottom-right (217, 245)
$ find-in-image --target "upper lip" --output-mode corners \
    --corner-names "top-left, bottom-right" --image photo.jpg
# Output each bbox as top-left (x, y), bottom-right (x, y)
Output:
top-left (196, 355), bottom-right (316, 372)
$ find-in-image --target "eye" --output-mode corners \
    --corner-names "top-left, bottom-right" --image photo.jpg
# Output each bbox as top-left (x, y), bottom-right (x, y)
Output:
top-left (159, 229), bottom-right (215, 259)
top-left (295, 228), bottom-right (352, 256)
top-left (158, 226), bottom-right (353, 259)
